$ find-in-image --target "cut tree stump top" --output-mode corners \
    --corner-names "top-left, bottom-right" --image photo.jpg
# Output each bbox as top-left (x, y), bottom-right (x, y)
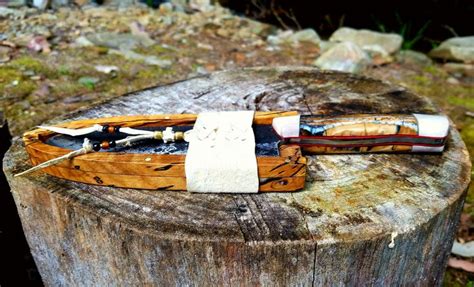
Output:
top-left (4, 67), bottom-right (472, 286)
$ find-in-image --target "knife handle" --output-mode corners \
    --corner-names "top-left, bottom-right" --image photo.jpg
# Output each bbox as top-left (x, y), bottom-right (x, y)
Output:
top-left (273, 114), bottom-right (449, 154)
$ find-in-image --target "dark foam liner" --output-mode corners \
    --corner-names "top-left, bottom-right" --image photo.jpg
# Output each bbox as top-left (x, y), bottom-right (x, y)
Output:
top-left (45, 125), bottom-right (281, 157)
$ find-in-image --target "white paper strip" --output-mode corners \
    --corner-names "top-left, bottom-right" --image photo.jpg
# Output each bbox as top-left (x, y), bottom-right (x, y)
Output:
top-left (185, 111), bottom-right (259, 193)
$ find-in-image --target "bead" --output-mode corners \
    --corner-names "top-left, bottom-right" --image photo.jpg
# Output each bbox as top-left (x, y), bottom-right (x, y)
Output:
top-left (92, 143), bottom-right (101, 151)
top-left (100, 141), bottom-right (110, 150)
top-left (175, 131), bottom-right (184, 141)
top-left (109, 140), bottom-right (116, 148)
top-left (107, 126), bottom-right (115, 133)
top-left (114, 126), bottom-right (121, 133)
top-left (102, 125), bottom-right (109, 133)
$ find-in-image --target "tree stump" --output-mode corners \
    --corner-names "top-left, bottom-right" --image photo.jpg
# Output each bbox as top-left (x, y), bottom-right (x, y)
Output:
top-left (4, 67), bottom-right (471, 286)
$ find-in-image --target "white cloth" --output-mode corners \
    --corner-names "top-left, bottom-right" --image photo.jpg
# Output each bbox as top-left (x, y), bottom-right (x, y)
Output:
top-left (185, 111), bottom-right (259, 193)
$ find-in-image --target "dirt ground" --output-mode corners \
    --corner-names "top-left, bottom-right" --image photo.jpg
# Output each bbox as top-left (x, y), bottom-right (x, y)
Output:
top-left (0, 4), bottom-right (473, 286)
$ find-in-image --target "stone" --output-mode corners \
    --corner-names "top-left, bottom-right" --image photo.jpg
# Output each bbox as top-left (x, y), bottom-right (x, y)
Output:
top-left (318, 40), bottom-right (337, 53)
top-left (267, 29), bottom-right (320, 46)
top-left (74, 36), bottom-right (94, 47)
top-left (314, 42), bottom-right (370, 73)
top-left (74, 0), bottom-right (90, 6)
top-left (447, 77), bottom-right (460, 85)
top-left (86, 32), bottom-right (155, 50)
top-left (32, 0), bottom-right (50, 10)
top-left (6, 0), bottom-right (27, 7)
top-left (26, 36), bottom-right (51, 53)
top-left (95, 65), bottom-right (119, 74)
top-left (129, 21), bottom-right (153, 43)
top-left (429, 36), bottom-right (474, 63)
top-left (51, 0), bottom-right (69, 8)
top-left (362, 44), bottom-right (393, 65)
top-left (0, 46), bottom-right (12, 63)
top-left (396, 50), bottom-right (433, 67)
top-left (159, 2), bottom-right (174, 13)
top-left (288, 28), bottom-right (320, 45)
top-left (443, 63), bottom-right (474, 78)
top-left (109, 49), bottom-right (172, 68)
top-left (330, 27), bottom-right (403, 54)
top-left (189, 0), bottom-right (212, 11)
top-left (267, 31), bottom-right (284, 45)
top-left (0, 7), bottom-right (24, 18)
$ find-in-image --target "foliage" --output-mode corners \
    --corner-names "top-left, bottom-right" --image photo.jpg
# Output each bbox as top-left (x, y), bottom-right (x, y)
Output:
top-left (372, 13), bottom-right (431, 50)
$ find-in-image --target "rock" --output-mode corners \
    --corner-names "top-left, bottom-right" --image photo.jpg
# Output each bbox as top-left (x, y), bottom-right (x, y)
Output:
top-left (159, 2), bottom-right (174, 13)
top-left (6, 0), bottom-right (27, 7)
top-left (314, 42), bottom-right (370, 73)
top-left (0, 46), bottom-right (12, 63)
top-left (197, 42), bottom-right (213, 50)
top-left (74, 36), bottom-right (95, 47)
top-left (244, 18), bottom-right (274, 38)
top-left (74, 0), bottom-right (89, 6)
top-left (189, 0), bottom-right (212, 12)
top-left (216, 28), bottom-right (230, 38)
top-left (447, 77), bottom-right (460, 85)
top-left (443, 63), bottom-right (474, 78)
top-left (267, 29), bottom-right (320, 46)
top-left (288, 28), bottom-right (320, 45)
top-left (129, 22), bottom-right (153, 44)
top-left (109, 49), bottom-right (172, 68)
top-left (362, 44), bottom-right (393, 65)
top-left (32, 0), bottom-right (50, 10)
top-left (330, 27), bottom-right (403, 54)
top-left (396, 50), bottom-right (433, 67)
top-left (266, 32), bottom-right (287, 46)
top-left (429, 36), bottom-right (474, 63)
top-left (86, 32), bottom-right (155, 50)
top-left (319, 40), bottom-right (337, 53)
top-left (51, 0), bottom-right (69, 8)
top-left (95, 65), bottom-right (119, 74)
top-left (0, 7), bottom-right (24, 18)
top-left (26, 36), bottom-right (51, 53)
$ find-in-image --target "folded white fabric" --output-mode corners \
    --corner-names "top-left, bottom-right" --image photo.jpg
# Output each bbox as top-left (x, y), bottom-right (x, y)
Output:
top-left (184, 111), bottom-right (259, 193)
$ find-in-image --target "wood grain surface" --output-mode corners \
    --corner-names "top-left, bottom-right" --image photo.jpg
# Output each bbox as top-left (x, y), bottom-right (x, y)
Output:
top-left (4, 67), bottom-right (471, 286)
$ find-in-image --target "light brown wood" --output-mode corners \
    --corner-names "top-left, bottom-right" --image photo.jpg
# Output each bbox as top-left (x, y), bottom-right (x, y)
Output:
top-left (300, 114), bottom-right (420, 153)
top-left (30, 161), bottom-right (305, 192)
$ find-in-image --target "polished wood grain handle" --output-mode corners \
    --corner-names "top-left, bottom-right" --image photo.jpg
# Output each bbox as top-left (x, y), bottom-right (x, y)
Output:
top-left (273, 114), bottom-right (449, 154)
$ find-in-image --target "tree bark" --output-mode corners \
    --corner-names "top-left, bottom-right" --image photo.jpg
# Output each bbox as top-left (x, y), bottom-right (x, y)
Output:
top-left (3, 67), bottom-right (471, 286)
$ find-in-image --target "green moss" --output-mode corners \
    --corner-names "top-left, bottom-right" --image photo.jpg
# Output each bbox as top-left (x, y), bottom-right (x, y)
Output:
top-left (137, 44), bottom-right (176, 55)
top-left (136, 67), bottom-right (166, 79)
top-left (447, 95), bottom-right (474, 111)
top-left (413, 75), bottom-right (430, 85)
top-left (9, 56), bottom-right (45, 73)
top-left (58, 65), bottom-right (71, 76)
top-left (52, 82), bottom-right (87, 97)
top-left (423, 65), bottom-right (447, 77)
top-left (0, 67), bottom-right (22, 89)
top-left (443, 270), bottom-right (465, 287)
top-left (9, 81), bottom-right (37, 98)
